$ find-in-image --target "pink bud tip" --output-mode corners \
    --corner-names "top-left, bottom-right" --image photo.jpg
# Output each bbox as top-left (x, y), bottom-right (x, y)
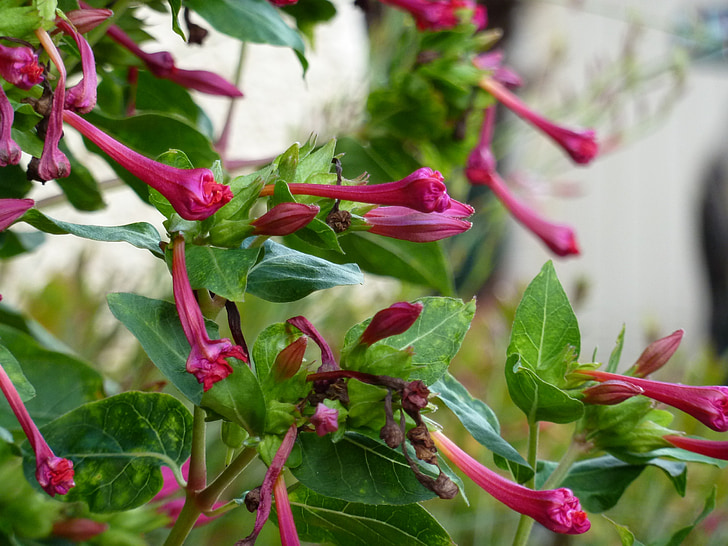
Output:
top-left (310, 403), bottom-right (339, 436)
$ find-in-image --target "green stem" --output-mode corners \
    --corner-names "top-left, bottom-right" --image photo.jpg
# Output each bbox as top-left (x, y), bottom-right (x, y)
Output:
top-left (187, 406), bottom-right (207, 492)
top-left (216, 42), bottom-right (247, 155)
top-left (512, 419), bottom-right (539, 546)
top-left (162, 494), bottom-right (202, 546)
top-left (541, 435), bottom-right (584, 491)
top-left (197, 446), bottom-right (256, 510)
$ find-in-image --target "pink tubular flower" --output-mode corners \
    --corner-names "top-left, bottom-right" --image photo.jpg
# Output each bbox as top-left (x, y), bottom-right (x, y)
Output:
top-left (0, 43), bottom-right (44, 89)
top-left (34, 28), bottom-right (71, 181)
top-left (379, 0), bottom-right (486, 31)
top-left (465, 106), bottom-right (497, 183)
top-left (631, 329), bottom-right (684, 378)
top-left (432, 431), bottom-right (590, 534)
top-left (360, 302), bottom-right (424, 346)
top-left (251, 202), bottom-right (320, 236)
top-left (0, 88), bottom-right (22, 166)
top-left (0, 360), bottom-right (75, 496)
top-left (63, 110), bottom-right (232, 220)
top-left (480, 78), bottom-right (598, 165)
top-left (239, 424), bottom-right (298, 546)
top-left (310, 403), bottom-right (339, 437)
top-left (56, 20), bottom-right (97, 114)
top-left (664, 435), bottom-right (728, 461)
top-left (273, 473), bottom-right (300, 546)
top-left (260, 168), bottom-right (451, 214)
top-left (578, 369), bottom-right (728, 432)
top-left (363, 205), bottom-right (472, 242)
top-left (106, 25), bottom-right (243, 97)
top-left (172, 236), bottom-right (247, 391)
top-left (0, 198), bottom-right (34, 231)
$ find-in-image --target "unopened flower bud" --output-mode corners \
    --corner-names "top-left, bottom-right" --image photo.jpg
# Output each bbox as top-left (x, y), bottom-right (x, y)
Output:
top-left (360, 302), bottom-right (423, 346)
top-left (251, 202), bottom-right (319, 236)
top-left (273, 336), bottom-right (307, 382)
top-left (631, 329), bottom-right (684, 378)
top-left (582, 380), bottom-right (644, 405)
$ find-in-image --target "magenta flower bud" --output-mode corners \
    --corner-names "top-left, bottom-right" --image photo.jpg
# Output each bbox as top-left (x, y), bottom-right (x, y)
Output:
top-left (56, 20), bottom-right (98, 114)
top-left (0, 198), bottom-right (34, 231)
top-left (360, 302), bottom-right (423, 346)
top-left (273, 336), bottom-right (308, 382)
top-left (473, 51), bottom-right (523, 88)
top-left (482, 171), bottom-right (579, 257)
top-left (631, 329), bottom-right (684, 378)
top-left (579, 369), bottom-right (728, 432)
top-left (62, 8), bottom-right (113, 34)
top-left (310, 403), bottom-right (339, 437)
top-left (0, 88), bottom-right (22, 166)
top-left (261, 168), bottom-right (451, 214)
top-left (172, 236), bottom-right (247, 391)
top-left (0, 361), bottom-right (75, 496)
top-left (664, 435), bottom-right (728, 461)
top-left (273, 473), bottom-right (301, 546)
top-left (432, 431), bottom-right (590, 534)
top-left (269, 0), bottom-right (299, 5)
top-left (480, 78), bottom-right (598, 165)
top-left (379, 0), bottom-right (487, 31)
top-left (252, 202), bottom-right (320, 236)
top-left (363, 205), bottom-right (472, 242)
top-left (52, 518), bottom-right (109, 541)
top-left (106, 25), bottom-right (243, 97)
top-left (0, 43), bottom-right (44, 90)
top-left (581, 380), bottom-right (644, 405)
top-left (63, 111), bottom-right (232, 220)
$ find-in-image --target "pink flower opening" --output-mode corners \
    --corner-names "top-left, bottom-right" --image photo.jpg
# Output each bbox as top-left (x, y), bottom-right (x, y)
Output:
top-left (0, 43), bottom-right (44, 90)
top-left (432, 430), bottom-right (590, 535)
top-left (63, 110), bottom-right (233, 220)
top-left (310, 403), bottom-right (339, 437)
top-left (172, 236), bottom-right (247, 391)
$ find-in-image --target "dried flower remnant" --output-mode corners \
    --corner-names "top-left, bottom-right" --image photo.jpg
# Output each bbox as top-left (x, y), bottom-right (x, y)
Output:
top-left (172, 236), bottom-right (247, 391)
top-left (432, 431), bottom-right (591, 534)
top-left (63, 111), bottom-right (233, 220)
top-left (578, 369), bottom-right (728, 432)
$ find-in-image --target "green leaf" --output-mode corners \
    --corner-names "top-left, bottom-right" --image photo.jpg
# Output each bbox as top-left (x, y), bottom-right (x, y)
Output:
top-left (288, 483), bottom-right (453, 546)
top-left (433, 372), bottom-right (531, 481)
top-left (246, 240), bottom-right (363, 302)
top-left (343, 297), bottom-right (476, 385)
top-left (33, 0), bottom-right (56, 24)
top-left (107, 293), bottom-right (206, 405)
top-left (200, 361), bottom-right (266, 435)
top-left (0, 2), bottom-right (41, 37)
top-left (291, 431), bottom-right (437, 505)
top-left (0, 164), bottom-right (32, 198)
top-left (22, 209), bottom-right (163, 257)
top-left (606, 325), bottom-right (625, 373)
top-left (0, 325), bottom-right (103, 429)
top-left (661, 485), bottom-right (716, 546)
top-left (0, 230), bottom-right (44, 259)
top-left (504, 354), bottom-right (584, 424)
top-left (54, 143), bottom-right (105, 211)
top-left (0, 344), bottom-right (35, 403)
top-left (166, 0), bottom-right (185, 39)
top-left (184, 0), bottom-right (306, 69)
top-left (183, 245), bottom-right (260, 301)
top-left (22, 392), bottom-right (192, 512)
top-left (603, 516), bottom-right (646, 546)
top-left (505, 262), bottom-right (583, 423)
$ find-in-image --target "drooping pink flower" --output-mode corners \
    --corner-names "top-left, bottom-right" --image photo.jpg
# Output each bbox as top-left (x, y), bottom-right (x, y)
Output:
top-left (0, 198), bottom-right (34, 231)
top-left (106, 25), bottom-right (243, 97)
top-left (310, 403), bottom-right (339, 437)
top-left (480, 78), bottom-right (598, 165)
top-left (260, 168), bottom-right (451, 214)
top-left (0, 360), bottom-right (75, 496)
top-left (379, 0), bottom-right (487, 32)
top-left (273, 472), bottom-right (300, 546)
top-left (432, 431), bottom-right (590, 534)
top-left (0, 43), bottom-right (44, 89)
top-left (664, 435), bottom-right (728, 461)
top-left (273, 337), bottom-right (308, 382)
top-left (239, 424), bottom-right (298, 546)
top-left (286, 316), bottom-right (338, 379)
top-left (631, 329), bottom-right (684, 378)
top-left (0, 88), bottom-right (22, 166)
top-left (360, 302), bottom-right (424, 346)
top-left (56, 19), bottom-right (97, 114)
top-left (172, 236), bottom-right (247, 391)
top-left (63, 110), bottom-right (233, 221)
top-left (34, 28), bottom-right (71, 181)
top-left (251, 203), bottom-right (320, 236)
top-left (363, 205), bottom-right (472, 242)
top-left (473, 51), bottom-right (523, 88)
top-left (578, 369), bottom-right (728, 432)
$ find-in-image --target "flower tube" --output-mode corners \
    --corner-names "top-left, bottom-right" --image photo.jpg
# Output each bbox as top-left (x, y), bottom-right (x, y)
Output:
top-left (363, 206), bottom-right (472, 242)
top-left (0, 198), bottom-right (34, 230)
top-left (56, 19), bottom-right (97, 114)
top-left (0, 360), bottom-right (74, 496)
top-left (63, 110), bottom-right (233, 220)
top-left (260, 168), bottom-right (451, 213)
top-left (432, 430), bottom-right (590, 534)
top-left (578, 369), bottom-right (728, 432)
top-left (273, 473), bottom-right (300, 546)
top-left (664, 435), bottom-right (728, 461)
top-left (172, 236), bottom-right (247, 391)
top-left (0, 89), bottom-right (22, 166)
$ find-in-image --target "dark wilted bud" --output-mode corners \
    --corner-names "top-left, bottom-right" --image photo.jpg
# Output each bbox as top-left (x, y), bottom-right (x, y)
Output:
top-left (244, 487), bottom-right (261, 512)
top-left (407, 423), bottom-right (437, 464)
top-left (380, 390), bottom-right (404, 448)
top-left (432, 471), bottom-right (459, 500)
top-left (402, 380), bottom-right (430, 414)
top-left (631, 329), bottom-right (684, 378)
top-left (360, 302), bottom-right (423, 346)
top-left (273, 336), bottom-right (307, 381)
